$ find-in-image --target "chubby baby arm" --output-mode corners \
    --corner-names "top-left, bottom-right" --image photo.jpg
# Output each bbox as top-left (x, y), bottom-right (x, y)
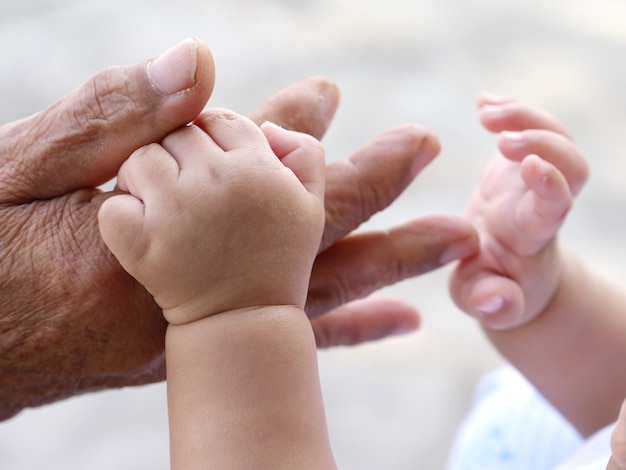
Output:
top-left (98, 110), bottom-right (336, 468)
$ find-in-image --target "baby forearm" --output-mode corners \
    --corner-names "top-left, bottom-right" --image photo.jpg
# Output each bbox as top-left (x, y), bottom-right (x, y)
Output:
top-left (165, 306), bottom-right (336, 470)
top-left (486, 247), bottom-right (626, 436)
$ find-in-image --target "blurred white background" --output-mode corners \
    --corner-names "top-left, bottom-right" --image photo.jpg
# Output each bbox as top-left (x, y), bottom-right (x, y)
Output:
top-left (2, 0), bottom-right (626, 468)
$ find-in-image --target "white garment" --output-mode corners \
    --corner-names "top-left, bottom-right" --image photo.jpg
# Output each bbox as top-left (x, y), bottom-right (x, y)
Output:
top-left (551, 423), bottom-right (614, 470)
top-left (448, 366), bottom-right (584, 470)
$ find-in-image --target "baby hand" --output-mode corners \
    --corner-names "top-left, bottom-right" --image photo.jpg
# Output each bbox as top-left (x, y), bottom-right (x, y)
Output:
top-left (609, 397), bottom-right (626, 469)
top-left (449, 94), bottom-right (589, 330)
top-left (98, 110), bottom-right (325, 325)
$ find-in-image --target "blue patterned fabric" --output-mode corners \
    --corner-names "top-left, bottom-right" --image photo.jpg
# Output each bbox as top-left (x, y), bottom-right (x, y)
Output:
top-left (447, 366), bottom-right (584, 470)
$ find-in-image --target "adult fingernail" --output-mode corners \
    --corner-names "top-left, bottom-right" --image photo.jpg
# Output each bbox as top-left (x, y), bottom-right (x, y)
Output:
top-left (318, 82), bottom-right (339, 125)
top-left (439, 240), bottom-right (476, 265)
top-left (148, 38), bottom-right (198, 96)
top-left (409, 131), bottom-right (440, 179)
top-left (392, 320), bottom-right (420, 336)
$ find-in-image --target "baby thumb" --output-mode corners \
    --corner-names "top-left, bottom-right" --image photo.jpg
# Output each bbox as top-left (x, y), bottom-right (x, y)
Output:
top-left (98, 194), bottom-right (146, 272)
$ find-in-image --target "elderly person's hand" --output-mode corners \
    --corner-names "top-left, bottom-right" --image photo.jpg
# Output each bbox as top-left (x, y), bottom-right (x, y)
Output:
top-left (0, 38), bottom-right (477, 420)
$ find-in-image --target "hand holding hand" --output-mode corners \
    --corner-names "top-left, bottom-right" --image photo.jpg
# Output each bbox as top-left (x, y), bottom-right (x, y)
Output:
top-left (99, 111), bottom-right (326, 324)
top-left (0, 38), bottom-right (215, 419)
top-left (0, 37), bottom-right (477, 419)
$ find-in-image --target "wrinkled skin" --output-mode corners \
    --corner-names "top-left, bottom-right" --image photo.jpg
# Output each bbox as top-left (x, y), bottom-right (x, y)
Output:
top-left (0, 39), bottom-right (477, 420)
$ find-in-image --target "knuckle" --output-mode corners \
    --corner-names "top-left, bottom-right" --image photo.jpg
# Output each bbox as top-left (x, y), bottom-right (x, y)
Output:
top-left (69, 66), bottom-right (140, 131)
top-left (347, 160), bottom-right (390, 217)
top-left (306, 273), bottom-right (351, 319)
top-left (322, 162), bottom-right (385, 247)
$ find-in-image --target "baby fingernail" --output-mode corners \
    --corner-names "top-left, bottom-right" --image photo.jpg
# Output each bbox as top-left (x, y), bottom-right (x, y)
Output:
top-left (318, 85), bottom-right (339, 127)
top-left (479, 91), bottom-right (508, 104)
top-left (261, 121), bottom-right (281, 130)
top-left (477, 296), bottom-right (504, 315)
top-left (480, 104), bottom-right (506, 119)
top-left (501, 131), bottom-right (523, 144)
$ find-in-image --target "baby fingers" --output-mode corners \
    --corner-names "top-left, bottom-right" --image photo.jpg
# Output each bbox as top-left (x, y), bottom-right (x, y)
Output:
top-left (498, 130), bottom-right (589, 195)
top-left (514, 155), bottom-right (573, 255)
top-left (449, 269), bottom-right (526, 330)
top-left (478, 93), bottom-right (572, 139)
top-left (610, 397), bottom-right (626, 469)
top-left (261, 121), bottom-right (325, 201)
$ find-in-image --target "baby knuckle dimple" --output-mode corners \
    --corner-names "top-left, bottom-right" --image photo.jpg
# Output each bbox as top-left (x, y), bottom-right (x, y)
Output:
top-left (129, 142), bottom-right (162, 162)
